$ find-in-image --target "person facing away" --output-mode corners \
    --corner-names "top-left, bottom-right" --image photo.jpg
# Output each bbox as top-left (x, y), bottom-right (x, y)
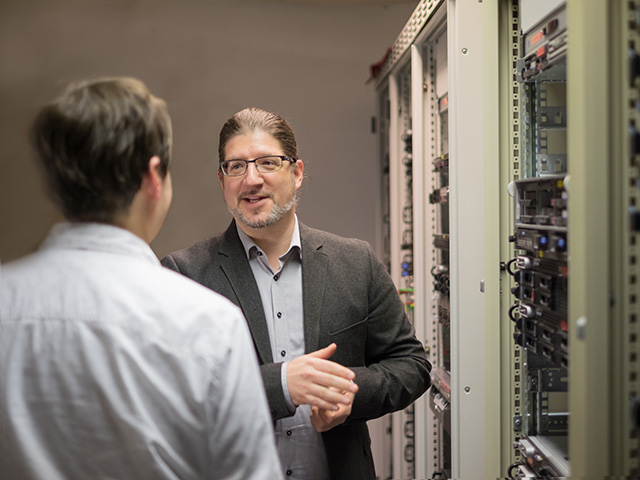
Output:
top-left (161, 107), bottom-right (432, 480)
top-left (0, 79), bottom-right (283, 480)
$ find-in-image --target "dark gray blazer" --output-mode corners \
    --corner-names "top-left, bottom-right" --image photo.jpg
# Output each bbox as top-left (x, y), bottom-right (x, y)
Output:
top-left (161, 221), bottom-right (431, 480)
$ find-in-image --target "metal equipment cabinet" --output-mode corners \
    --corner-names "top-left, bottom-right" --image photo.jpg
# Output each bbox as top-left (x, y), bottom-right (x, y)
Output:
top-left (373, 0), bottom-right (639, 478)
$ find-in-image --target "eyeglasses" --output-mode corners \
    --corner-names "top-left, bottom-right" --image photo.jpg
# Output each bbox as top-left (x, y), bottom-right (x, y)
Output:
top-left (219, 155), bottom-right (297, 177)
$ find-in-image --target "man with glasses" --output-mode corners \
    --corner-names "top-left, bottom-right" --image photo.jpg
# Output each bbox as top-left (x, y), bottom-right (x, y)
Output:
top-left (1, 82), bottom-right (282, 480)
top-left (161, 107), bottom-right (431, 480)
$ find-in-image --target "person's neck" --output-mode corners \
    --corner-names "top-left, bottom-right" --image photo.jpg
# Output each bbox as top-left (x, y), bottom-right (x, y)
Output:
top-left (112, 213), bottom-right (151, 244)
top-left (239, 213), bottom-right (296, 271)
top-left (111, 195), bottom-right (157, 245)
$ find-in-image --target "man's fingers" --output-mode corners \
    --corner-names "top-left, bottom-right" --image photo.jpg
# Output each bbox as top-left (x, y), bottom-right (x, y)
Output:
top-left (306, 396), bottom-right (339, 412)
top-left (287, 344), bottom-right (358, 408)
top-left (297, 386), bottom-right (347, 411)
top-left (300, 344), bottom-right (357, 383)
top-left (303, 383), bottom-right (356, 410)
top-left (313, 370), bottom-right (358, 393)
top-left (310, 390), bottom-right (354, 433)
top-left (309, 357), bottom-right (356, 383)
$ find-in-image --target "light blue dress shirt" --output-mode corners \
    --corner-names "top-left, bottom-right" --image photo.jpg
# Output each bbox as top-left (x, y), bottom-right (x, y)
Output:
top-left (0, 222), bottom-right (283, 480)
top-left (237, 217), bottom-right (331, 480)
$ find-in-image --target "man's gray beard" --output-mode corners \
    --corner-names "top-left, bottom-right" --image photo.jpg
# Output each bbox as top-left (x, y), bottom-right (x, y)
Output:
top-left (229, 193), bottom-right (298, 229)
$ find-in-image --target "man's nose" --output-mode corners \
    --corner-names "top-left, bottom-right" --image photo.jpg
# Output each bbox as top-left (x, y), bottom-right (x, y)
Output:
top-left (244, 162), bottom-right (263, 183)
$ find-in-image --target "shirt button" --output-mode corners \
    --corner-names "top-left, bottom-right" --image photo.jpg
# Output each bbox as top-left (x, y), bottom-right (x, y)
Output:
top-left (286, 430), bottom-right (292, 436)
top-left (277, 312), bottom-right (282, 318)
top-left (274, 274), bottom-right (279, 281)
top-left (281, 350), bottom-right (286, 357)
top-left (286, 470), bottom-right (292, 476)
top-left (257, 251), bottom-right (263, 256)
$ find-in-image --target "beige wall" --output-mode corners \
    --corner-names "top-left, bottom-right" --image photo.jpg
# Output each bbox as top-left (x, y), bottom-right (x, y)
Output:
top-left (0, 0), bottom-right (415, 262)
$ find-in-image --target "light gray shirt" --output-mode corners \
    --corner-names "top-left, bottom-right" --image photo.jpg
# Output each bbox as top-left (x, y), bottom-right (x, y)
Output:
top-left (237, 217), bottom-right (330, 480)
top-left (0, 222), bottom-right (283, 480)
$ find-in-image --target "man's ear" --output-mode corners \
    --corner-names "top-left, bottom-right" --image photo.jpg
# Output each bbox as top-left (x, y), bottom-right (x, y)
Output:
top-left (294, 159), bottom-right (304, 190)
top-left (145, 156), bottom-right (163, 201)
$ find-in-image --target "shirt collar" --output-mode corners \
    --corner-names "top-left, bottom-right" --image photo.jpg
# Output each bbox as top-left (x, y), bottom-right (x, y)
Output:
top-left (40, 222), bottom-right (160, 265)
top-left (236, 216), bottom-right (302, 260)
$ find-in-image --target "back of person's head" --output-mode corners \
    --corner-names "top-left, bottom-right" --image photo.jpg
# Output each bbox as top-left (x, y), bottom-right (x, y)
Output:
top-left (31, 77), bottom-right (172, 223)
top-left (218, 107), bottom-right (298, 162)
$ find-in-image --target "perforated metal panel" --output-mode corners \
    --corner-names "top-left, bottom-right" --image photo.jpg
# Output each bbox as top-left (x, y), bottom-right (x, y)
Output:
top-left (374, 0), bottom-right (444, 86)
top-left (618, 0), bottom-right (640, 474)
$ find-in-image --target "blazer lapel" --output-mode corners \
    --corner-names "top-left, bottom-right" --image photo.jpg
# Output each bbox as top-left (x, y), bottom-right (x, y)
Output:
top-left (300, 224), bottom-right (328, 353)
top-left (218, 222), bottom-right (274, 364)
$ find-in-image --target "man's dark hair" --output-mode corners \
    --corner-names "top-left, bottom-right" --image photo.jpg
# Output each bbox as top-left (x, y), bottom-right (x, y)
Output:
top-left (218, 107), bottom-right (298, 163)
top-left (31, 77), bottom-right (172, 222)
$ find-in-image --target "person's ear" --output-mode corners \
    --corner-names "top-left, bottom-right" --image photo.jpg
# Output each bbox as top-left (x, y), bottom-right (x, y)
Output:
top-left (145, 156), bottom-right (163, 201)
top-left (294, 159), bottom-right (304, 190)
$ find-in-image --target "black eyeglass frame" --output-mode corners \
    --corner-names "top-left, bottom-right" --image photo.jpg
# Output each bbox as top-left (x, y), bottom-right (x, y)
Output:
top-left (219, 155), bottom-right (297, 177)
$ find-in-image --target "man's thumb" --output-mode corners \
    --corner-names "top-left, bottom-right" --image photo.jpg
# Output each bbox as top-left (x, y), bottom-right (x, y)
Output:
top-left (309, 342), bottom-right (337, 359)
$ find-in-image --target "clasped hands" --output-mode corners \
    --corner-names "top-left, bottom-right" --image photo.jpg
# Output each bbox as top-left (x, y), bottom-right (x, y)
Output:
top-left (286, 343), bottom-right (358, 433)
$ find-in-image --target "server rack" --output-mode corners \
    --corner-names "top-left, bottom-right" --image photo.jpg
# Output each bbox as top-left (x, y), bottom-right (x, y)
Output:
top-left (374, 1), bottom-right (489, 477)
top-left (375, 0), bottom-right (638, 478)
top-left (490, 0), bottom-right (638, 477)
top-left (507, 2), bottom-right (570, 476)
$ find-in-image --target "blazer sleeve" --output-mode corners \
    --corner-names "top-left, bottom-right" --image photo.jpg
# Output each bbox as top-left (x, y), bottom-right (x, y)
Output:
top-left (345, 245), bottom-right (432, 421)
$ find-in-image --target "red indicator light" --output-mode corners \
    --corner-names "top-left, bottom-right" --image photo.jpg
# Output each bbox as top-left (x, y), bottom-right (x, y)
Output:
top-left (531, 30), bottom-right (544, 46)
